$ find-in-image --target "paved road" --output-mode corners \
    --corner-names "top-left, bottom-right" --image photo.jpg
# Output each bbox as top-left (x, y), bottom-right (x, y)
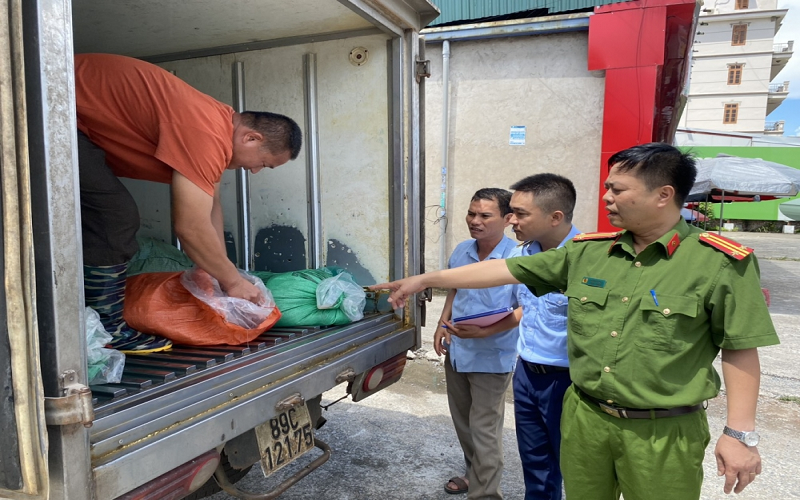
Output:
top-left (210, 232), bottom-right (800, 500)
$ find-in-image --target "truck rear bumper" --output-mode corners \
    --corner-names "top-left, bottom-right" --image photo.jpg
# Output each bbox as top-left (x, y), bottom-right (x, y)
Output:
top-left (90, 314), bottom-right (412, 500)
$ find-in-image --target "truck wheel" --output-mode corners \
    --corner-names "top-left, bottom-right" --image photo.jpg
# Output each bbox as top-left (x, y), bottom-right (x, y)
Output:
top-left (182, 450), bottom-right (252, 499)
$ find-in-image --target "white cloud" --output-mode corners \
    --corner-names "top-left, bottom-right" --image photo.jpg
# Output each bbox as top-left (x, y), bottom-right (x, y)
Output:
top-left (796, 125), bottom-right (800, 135)
top-left (776, 0), bottom-right (800, 98)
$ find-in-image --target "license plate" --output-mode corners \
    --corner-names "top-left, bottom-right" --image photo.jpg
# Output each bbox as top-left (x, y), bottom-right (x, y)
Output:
top-left (255, 404), bottom-right (315, 476)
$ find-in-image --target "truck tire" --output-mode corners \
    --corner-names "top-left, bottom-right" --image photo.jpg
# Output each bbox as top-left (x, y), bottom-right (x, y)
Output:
top-left (182, 450), bottom-right (252, 500)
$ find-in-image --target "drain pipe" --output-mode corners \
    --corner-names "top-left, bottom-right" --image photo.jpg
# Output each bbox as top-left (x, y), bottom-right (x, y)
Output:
top-left (438, 40), bottom-right (451, 270)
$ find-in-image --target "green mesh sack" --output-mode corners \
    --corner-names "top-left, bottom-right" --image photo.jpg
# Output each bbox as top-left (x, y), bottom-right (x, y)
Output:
top-left (128, 237), bottom-right (194, 276)
top-left (252, 268), bottom-right (365, 327)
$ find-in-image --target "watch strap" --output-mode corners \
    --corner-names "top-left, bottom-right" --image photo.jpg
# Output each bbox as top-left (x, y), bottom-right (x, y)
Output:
top-left (723, 425), bottom-right (759, 446)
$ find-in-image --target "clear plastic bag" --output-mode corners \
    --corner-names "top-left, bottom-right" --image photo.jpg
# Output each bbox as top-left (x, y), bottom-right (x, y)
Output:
top-left (316, 272), bottom-right (366, 322)
top-left (85, 307), bottom-right (125, 385)
top-left (180, 267), bottom-right (277, 329)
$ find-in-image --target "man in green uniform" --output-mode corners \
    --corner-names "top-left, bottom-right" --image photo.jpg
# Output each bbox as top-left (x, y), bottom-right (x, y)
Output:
top-left (372, 143), bottom-right (779, 499)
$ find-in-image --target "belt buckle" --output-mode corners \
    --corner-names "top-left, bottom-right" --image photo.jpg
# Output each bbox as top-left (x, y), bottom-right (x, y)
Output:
top-left (598, 402), bottom-right (627, 419)
top-left (526, 362), bottom-right (542, 374)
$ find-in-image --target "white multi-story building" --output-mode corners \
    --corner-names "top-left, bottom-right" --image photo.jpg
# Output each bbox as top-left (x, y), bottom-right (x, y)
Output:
top-left (679, 0), bottom-right (793, 135)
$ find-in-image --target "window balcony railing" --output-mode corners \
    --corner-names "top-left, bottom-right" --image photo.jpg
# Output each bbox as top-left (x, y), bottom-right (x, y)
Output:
top-left (769, 81), bottom-right (790, 93)
top-left (764, 121), bottom-right (784, 132)
top-left (773, 41), bottom-right (794, 53)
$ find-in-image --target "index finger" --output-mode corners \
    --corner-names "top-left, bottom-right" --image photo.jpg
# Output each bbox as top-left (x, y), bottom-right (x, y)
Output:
top-left (369, 283), bottom-right (395, 291)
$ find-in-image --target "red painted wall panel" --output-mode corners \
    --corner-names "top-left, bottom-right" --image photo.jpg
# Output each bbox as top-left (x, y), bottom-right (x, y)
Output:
top-left (589, 0), bottom-right (698, 231)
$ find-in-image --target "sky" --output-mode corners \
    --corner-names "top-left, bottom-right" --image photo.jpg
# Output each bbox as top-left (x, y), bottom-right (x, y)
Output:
top-left (766, 0), bottom-right (800, 136)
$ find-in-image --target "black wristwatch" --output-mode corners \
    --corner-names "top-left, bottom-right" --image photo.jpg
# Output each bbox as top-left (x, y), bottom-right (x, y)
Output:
top-left (723, 426), bottom-right (760, 447)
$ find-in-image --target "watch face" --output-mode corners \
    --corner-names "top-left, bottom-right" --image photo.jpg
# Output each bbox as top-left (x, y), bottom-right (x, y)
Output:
top-left (743, 432), bottom-right (760, 447)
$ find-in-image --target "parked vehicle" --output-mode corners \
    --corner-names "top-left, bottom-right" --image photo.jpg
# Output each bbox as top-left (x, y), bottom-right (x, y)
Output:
top-left (1, 1), bottom-right (437, 498)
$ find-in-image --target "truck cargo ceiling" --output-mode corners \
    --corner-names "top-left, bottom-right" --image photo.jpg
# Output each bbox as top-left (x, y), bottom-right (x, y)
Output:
top-left (71, 0), bottom-right (376, 59)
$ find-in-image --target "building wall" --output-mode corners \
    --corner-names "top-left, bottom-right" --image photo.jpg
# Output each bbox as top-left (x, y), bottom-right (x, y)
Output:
top-left (710, 0), bottom-right (779, 15)
top-left (679, 14), bottom-right (780, 133)
top-left (424, 31), bottom-right (604, 271)
top-left (681, 93), bottom-right (769, 132)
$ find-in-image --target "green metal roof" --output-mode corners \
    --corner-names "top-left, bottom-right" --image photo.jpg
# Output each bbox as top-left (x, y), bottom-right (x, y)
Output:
top-left (428, 0), bottom-right (628, 26)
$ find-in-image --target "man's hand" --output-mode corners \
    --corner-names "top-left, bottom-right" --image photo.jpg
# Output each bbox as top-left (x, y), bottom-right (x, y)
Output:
top-left (433, 322), bottom-right (453, 356)
top-left (223, 276), bottom-right (266, 304)
top-left (449, 323), bottom-right (492, 339)
top-left (369, 275), bottom-right (427, 309)
top-left (715, 434), bottom-right (762, 494)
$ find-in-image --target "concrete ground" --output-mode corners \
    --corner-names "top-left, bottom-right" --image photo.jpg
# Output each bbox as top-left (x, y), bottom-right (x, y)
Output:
top-left (209, 232), bottom-right (799, 500)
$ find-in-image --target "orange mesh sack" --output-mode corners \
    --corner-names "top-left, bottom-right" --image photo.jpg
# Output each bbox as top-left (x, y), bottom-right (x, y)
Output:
top-left (124, 270), bottom-right (281, 346)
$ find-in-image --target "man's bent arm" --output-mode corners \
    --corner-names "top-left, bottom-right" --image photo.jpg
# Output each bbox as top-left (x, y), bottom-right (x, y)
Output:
top-left (715, 348), bottom-right (762, 494)
top-left (211, 183), bottom-right (228, 255)
top-left (451, 307), bottom-right (522, 339)
top-left (172, 171), bottom-right (263, 302)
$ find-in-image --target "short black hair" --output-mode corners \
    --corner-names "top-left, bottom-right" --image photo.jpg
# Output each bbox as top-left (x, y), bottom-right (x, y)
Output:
top-left (607, 143), bottom-right (696, 206)
top-left (510, 173), bottom-right (577, 222)
top-left (471, 188), bottom-right (512, 216)
top-left (240, 111), bottom-right (303, 160)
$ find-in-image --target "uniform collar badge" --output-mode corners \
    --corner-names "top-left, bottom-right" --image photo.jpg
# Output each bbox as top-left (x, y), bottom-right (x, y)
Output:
top-left (666, 233), bottom-right (681, 257)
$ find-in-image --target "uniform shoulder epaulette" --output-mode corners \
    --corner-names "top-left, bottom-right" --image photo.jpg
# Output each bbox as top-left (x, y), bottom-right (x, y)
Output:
top-left (698, 232), bottom-right (753, 261)
top-left (572, 231), bottom-right (623, 242)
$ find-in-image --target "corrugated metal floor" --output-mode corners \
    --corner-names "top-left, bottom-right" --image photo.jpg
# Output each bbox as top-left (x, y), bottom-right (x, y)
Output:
top-left (90, 325), bottom-right (326, 408)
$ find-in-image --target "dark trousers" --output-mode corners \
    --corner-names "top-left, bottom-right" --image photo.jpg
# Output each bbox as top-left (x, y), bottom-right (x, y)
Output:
top-left (513, 358), bottom-right (572, 500)
top-left (77, 131), bottom-right (140, 265)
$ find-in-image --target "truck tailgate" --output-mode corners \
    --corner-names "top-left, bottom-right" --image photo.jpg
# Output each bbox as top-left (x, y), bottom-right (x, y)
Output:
top-left (88, 313), bottom-right (412, 500)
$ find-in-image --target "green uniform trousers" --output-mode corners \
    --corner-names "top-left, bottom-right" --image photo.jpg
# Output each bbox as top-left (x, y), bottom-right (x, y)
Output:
top-left (560, 386), bottom-right (710, 500)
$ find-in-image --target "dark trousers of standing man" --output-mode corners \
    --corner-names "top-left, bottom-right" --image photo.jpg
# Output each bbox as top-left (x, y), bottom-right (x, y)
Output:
top-left (513, 358), bottom-right (572, 500)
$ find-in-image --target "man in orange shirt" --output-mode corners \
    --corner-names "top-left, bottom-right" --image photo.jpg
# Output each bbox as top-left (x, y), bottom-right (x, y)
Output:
top-left (75, 53), bottom-right (302, 353)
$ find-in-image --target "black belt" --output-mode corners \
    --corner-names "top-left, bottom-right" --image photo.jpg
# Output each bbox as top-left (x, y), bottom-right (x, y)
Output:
top-left (523, 360), bottom-right (569, 375)
top-left (575, 386), bottom-right (704, 419)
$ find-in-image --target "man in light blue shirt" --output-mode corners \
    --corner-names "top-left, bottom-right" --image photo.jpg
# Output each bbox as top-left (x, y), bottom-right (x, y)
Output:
top-left (508, 174), bottom-right (578, 500)
top-left (435, 188), bottom-right (518, 499)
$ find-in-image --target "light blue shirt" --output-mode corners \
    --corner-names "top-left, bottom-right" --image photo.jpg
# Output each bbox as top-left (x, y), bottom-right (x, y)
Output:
top-left (447, 236), bottom-right (519, 373)
top-left (512, 225), bottom-right (581, 367)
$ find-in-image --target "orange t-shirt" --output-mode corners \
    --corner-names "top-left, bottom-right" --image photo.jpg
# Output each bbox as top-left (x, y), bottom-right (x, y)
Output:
top-left (75, 53), bottom-right (235, 196)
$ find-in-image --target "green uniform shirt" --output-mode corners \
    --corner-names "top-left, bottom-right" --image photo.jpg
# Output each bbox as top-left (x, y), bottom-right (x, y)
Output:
top-left (506, 219), bottom-right (779, 409)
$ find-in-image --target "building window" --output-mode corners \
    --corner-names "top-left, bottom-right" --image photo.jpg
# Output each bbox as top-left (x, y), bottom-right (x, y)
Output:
top-left (724, 104), bottom-right (739, 124)
top-left (727, 64), bottom-right (743, 85)
top-left (732, 25), bottom-right (747, 45)
top-left (735, 0), bottom-right (748, 9)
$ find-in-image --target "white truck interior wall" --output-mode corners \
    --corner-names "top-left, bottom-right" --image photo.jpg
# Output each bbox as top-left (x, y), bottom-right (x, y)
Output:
top-left (123, 33), bottom-right (391, 283)
top-left (312, 35), bottom-right (391, 284)
top-left (424, 32), bottom-right (604, 271)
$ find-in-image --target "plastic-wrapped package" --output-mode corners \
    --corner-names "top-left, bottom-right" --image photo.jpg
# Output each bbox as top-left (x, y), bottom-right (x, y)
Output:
top-left (85, 307), bottom-right (125, 385)
top-left (124, 269), bottom-right (281, 346)
top-left (180, 267), bottom-right (276, 329)
top-left (252, 268), bottom-right (366, 327)
top-left (316, 272), bottom-right (365, 322)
